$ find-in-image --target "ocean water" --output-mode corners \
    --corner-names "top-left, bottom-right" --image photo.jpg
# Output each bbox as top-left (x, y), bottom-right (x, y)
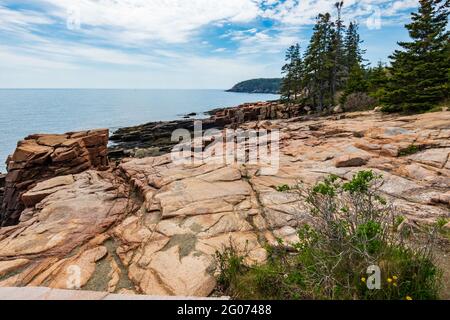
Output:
top-left (0, 89), bottom-right (279, 172)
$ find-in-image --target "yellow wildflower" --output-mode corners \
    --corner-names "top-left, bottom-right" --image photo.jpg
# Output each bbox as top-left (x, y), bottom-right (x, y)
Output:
top-left (406, 296), bottom-right (413, 300)
top-left (393, 276), bottom-right (398, 280)
top-left (393, 283), bottom-right (397, 287)
top-left (387, 278), bottom-right (393, 283)
top-left (361, 277), bottom-right (366, 283)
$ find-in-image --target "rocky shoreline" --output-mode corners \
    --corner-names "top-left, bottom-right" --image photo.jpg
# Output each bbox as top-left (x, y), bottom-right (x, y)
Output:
top-left (109, 100), bottom-right (307, 159)
top-left (0, 101), bottom-right (449, 297)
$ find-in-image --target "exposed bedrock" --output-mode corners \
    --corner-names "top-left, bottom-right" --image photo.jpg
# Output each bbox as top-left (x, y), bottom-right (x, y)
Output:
top-left (0, 129), bottom-right (109, 226)
top-left (0, 110), bottom-right (448, 297)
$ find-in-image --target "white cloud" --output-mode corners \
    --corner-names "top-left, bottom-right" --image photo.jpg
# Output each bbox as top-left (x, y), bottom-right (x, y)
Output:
top-left (0, 1), bottom-right (418, 47)
top-left (0, 45), bottom-right (77, 70)
top-left (0, 0), bottom-right (420, 88)
top-left (260, 0), bottom-right (419, 26)
top-left (35, 0), bottom-right (262, 43)
top-left (222, 27), bottom-right (302, 55)
top-left (0, 4), bottom-right (53, 33)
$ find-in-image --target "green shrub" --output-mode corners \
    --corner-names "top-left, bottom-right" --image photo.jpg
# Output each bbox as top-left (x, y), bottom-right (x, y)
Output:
top-left (343, 92), bottom-right (378, 112)
top-left (436, 217), bottom-right (448, 229)
top-left (399, 145), bottom-right (422, 157)
top-left (215, 241), bottom-right (248, 294)
top-left (276, 184), bottom-right (291, 192)
top-left (215, 171), bottom-right (442, 300)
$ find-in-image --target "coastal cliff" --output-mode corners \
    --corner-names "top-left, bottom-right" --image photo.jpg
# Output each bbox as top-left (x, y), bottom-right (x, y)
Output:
top-left (0, 130), bottom-right (109, 227)
top-left (0, 105), bottom-right (449, 297)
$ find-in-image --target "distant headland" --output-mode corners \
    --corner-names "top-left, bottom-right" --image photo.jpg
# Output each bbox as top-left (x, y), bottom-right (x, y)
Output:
top-left (226, 78), bottom-right (281, 94)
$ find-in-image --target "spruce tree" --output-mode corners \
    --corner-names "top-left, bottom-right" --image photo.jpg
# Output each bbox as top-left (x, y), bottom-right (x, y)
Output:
top-left (344, 22), bottom-right (365, 73)
top-left (367, 62), bottom-right (389, 100)
top-left (340, 64), bottom-right (368, 104)
top-left (304, 13), bottom-right (334, 111)
top-left (330, 1), bottom-right (346, 104)
top-left (383, 0), bottom-right (449, 112)
top-left (281, 44), bottom-right (301, 101)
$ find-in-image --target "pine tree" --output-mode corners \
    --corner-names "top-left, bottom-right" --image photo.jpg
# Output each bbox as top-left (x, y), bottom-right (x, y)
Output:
top-left (330, 1), bottom-right (346, 104)
top-left (340, 64), bottom-right (368, 104)
top-left (367, 62), bottom-right (389, 100)
top-left (281, 44), bottom-right (303, 101)
top-left (293, 45), bottom-right (305, 99)
top-left (304, 13), bottom-right (335, 111)
top-left (382, 0), bottom-right (449, 112)
top-left (344, 22), bottom-right (365, 73)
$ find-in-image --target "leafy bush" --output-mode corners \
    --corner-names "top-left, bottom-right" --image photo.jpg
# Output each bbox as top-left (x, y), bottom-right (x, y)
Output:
top-left (343, 92), bottom-right (378, 112)
top-left (398, 145), bottom-right (422, 157)
top-left (215, 171), bottom-right (442, 300)
top-left (276, 184), bottom-right (291, 192)
top-left (215, 241), bottom-right (249, 293)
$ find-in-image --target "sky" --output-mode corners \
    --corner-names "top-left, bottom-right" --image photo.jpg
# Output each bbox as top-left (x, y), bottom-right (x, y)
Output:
top-left (0, 0), bottom-right (421, 89)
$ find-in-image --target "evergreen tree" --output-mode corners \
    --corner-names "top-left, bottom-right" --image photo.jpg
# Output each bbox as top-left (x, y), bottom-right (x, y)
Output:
top-left (280, 1), bottom-right (371, 112)
top-left (330, 1), bottom-right (346, 104)
top-left (281, 44), bottom-right (303, 101)
top-left (340, 64), bottom-right (368, 104)
top-left (382, 0), bottom-right (449, 112)
top-left (344, 22), bottom-right (365, 73)
top-left (304, 13), bottom-right (335, 111)
top-left (367, 61), bottom-right (389, 100)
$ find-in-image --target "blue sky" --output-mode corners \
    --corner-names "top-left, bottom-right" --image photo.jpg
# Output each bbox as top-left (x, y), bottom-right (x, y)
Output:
top-left (0, 0), bottom-right (420, 89)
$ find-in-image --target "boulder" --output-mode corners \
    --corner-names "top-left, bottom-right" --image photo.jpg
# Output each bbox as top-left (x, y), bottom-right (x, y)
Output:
top-left (374, 106), bottom-right (383, 112)
top-left (335, 154), bottom-right (370, 167)
top-left (0, 174), bottom-right (5, 189)
top-left (0, 129), bottom-right (109, 226)
top-left (333, 105), bottom-right (343, 113)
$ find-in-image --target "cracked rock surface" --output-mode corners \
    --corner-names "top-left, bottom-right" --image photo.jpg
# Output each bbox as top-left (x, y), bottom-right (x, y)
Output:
top-left (0, 110), bottom-right (449, 297)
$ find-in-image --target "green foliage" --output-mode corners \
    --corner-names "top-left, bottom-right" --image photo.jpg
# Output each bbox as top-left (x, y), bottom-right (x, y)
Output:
top-left (215, 240), bottom-right (249, 293)
top-left (215, 171), bottom-right (442, 300)
top-left (227, 78), bottom-right (282, 94)
top-left (342, 170), bottom-right (379, 193)
top-left (398, 144), bottom-right (421, 156)
top-left (394, 215), bottom-right (406, 229)
top-left (280, 2), bottom-right (368, 112)
top-left (366, 62), bottom-right (389, 100)
top-left (339, 64), bottom-right (369, 105)
top-left (436, 217), bottom-right (449, 229)
top-left (382, 0), bottom-right (449, 113)
top-left (311, 174), bottom-right (340, 197)
top-left (355, 220), bottom-right (383, 254)
top-left (276, 184), bottom-right (291, 192)
top-left (281, 44), bottom-right (304, 101)
top-left (344, 21), bottom-right (365, 72)
top-left (279, 0), bottom-right (449, 115)
top-left (302, 13), bottom-right (336, 111)
top-left (436, 217), bottom-right (450, 240)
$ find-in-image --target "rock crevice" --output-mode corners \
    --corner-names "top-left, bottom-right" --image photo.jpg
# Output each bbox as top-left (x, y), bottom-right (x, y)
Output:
top-left (0, 109), bottom-right (449, 297)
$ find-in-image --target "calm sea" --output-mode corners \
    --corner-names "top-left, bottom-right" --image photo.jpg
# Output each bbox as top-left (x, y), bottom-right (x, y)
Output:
top-left (0, 89), bottom-right (279, 172)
